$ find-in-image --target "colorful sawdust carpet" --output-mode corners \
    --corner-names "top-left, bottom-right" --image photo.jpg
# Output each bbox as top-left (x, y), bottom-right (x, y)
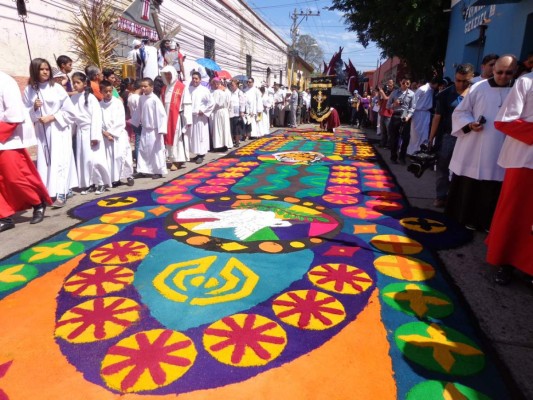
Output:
top-left (0, 129), bottom-right (508, 399)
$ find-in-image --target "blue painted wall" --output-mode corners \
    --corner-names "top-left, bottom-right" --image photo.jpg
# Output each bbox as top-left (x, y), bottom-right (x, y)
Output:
top-left (444, 0), bottom-right (533, 77)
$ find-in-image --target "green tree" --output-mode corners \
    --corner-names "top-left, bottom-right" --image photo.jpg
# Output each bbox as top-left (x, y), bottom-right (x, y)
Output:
top-left (295, 34), bottom-right (324, 70)
top-left (329, 0), bottom-right (449, 79)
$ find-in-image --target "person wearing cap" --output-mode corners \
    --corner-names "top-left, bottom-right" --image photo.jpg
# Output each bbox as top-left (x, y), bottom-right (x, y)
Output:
top-left (128, 39), bottom-right (143, 79)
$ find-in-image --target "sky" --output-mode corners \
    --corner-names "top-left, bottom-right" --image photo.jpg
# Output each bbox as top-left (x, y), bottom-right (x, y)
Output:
top-left (246, 0), bottom-right (383, 73)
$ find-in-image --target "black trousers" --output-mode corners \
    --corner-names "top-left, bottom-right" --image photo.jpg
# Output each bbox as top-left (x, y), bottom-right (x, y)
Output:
top-left (389, 115), bottom-right (411, 161)
top-left (230, 116), bottom-right (243, 145)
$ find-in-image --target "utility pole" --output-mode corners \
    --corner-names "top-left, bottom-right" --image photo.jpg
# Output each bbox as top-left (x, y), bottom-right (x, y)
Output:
top-left (288, 9), bottom-right (319, 88)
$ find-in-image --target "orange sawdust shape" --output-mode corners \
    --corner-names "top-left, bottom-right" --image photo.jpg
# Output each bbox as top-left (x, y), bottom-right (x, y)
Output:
top-left (0, 258), bottom-right (396, 400)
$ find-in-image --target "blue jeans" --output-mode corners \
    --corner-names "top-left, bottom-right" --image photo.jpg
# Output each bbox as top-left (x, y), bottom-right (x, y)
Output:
top-left (435, 134), bottom-right (457, 200)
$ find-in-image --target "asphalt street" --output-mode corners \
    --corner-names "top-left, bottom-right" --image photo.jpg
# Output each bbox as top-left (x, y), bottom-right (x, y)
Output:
top-left (1, 124), bottom-right (531, 399)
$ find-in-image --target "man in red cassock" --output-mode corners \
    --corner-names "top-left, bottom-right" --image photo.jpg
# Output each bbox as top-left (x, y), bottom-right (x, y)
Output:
top-left (0, 71), bottom-right (51, 232)
top-left (487, 71), bottom-right (533, 285)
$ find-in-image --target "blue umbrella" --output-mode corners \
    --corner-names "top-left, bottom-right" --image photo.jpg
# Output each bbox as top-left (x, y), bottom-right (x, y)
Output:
top-left (232, 75), bottom-right (248, 83)
top-left (196, 58), bottom-right (221, 71)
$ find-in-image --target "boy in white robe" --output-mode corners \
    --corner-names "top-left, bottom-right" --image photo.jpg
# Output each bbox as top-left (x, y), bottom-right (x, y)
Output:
top-left (131, 78), bottom-right (168, 178)
top-left (100, 80), bottom-right (134, 187)
top-left (187, 71), bottom-right (214, 164)
top-left (71, 72), bottom-right (111, 194)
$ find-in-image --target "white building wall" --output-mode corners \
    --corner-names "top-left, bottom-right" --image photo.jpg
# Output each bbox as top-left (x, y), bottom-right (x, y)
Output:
top-left (1, 0), bottom-right (288, 84)
top-left (159, 0), bottom-right (287, 84)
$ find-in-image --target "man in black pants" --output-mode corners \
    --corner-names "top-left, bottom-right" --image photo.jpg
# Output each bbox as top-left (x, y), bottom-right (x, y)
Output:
top-left (386, 78), bottom-right (415, 164)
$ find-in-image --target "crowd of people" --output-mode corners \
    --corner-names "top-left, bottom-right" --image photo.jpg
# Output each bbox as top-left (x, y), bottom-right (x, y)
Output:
top-left (371, 52), bottom-right (532, 285)
top-left (0, 36), bottom-right (315, 233)
top-left (1, 39), bottom-right (530, 286)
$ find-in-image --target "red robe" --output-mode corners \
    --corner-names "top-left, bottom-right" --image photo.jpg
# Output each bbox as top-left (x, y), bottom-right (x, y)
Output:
top-left (486, 118), bottom-right (533, 276)
top-left (160, 81), bottom-right (185, 146)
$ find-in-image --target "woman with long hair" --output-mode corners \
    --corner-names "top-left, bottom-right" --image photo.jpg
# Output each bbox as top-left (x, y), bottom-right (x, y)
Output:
top-left (22, 58), bottom-right (78, 207)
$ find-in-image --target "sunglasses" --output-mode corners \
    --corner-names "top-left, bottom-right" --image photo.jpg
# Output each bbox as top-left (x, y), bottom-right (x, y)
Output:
top-left (494, 70), bottom-right (514, 76)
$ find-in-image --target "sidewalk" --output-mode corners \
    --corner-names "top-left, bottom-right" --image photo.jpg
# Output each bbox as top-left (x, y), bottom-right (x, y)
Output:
top-left (362, 124), bottom-right (533, 400)
top-left (1, 124), bottom-right (531, 399)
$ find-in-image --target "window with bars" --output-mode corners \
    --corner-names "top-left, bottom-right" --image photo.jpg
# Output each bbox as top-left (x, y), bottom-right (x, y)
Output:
top-left (204, 36), bottom-right (215, 60)
top-left (246, 55), bottom-right (252, 77)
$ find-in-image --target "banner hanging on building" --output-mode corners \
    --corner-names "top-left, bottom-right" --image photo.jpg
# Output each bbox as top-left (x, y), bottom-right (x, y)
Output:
top-left (310, 76), bottom-right (335, 122)
top-left (118, 0), bottom-right (160, 41)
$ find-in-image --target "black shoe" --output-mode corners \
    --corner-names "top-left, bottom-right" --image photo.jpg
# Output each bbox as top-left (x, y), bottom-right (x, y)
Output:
top-left (495, 265), bottom-right (514, 285)
top-left (127, 177), bottom-right (134, 186)
top-left (30, 203), bottom-right (46, 224)
top-left (0, 218), bottom-right (15, 232)
top-left (195, 156), bottom-right (204, 164)
top-left (134, 172), bottom-right (146, 178)
top-left (190, 155), bottom-right (199, 161)
top-left (152, 174), bottom-right (163, 179)
top-left (112, 181), bottom-right (122, 188)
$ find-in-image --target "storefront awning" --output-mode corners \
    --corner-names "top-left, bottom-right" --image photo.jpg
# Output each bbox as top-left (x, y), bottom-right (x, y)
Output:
top-left (471, 0), bottom-right (521, 5)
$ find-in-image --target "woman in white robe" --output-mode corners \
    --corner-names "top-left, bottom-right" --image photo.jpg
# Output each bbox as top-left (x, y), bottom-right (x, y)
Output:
top-left (70, 72), bottom-right (111, 192)
top-left (210, 78), bottom-right (233, 149)
top-left (100, 82), bottom-right (135, 185)
top-left (23, 58), bottom-right (77, 207)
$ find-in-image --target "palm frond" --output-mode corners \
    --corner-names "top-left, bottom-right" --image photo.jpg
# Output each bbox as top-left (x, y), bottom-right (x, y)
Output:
top-left (70, 0), bottom-right (125, 71)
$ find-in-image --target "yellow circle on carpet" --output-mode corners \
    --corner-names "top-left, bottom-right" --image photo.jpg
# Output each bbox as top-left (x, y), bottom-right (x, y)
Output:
top-left (400, 217), bottom-right (447, 233)
top-left (97, 196), bottom-right (138, 207)
top-left (203, 313), bottom-right (287, 367)
top-left (55, 297), bottom-right (141, 343)
top-left (272, 290), bottom-right (346, 330)
top-left (67, 224), bottom-right (119, 241)
top-left (100, 210), bottom-right (145, 224)
top-left (374, 255), bottom-right (435, 281)
top-left (101, 329), bottom-right (197, 393)
top-left (370, 234), bottom-right (423, 255)
top-left (308, 263), bottom-right (373, 294)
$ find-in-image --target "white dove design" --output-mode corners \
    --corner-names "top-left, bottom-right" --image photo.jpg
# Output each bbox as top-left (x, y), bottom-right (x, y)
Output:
top-left (177, 208), bottom-right (292, 240)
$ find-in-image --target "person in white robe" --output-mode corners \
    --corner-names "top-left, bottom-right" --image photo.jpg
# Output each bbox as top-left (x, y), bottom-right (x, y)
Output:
top-left (243, 78), bottom-right (263, 139)
top-left (100, 81), bottom-right (135, 186)
top-left (406, 80), bottom-right (436, 155)
top-left (23, 58), bottom-right (78, 207)
top-left (70, 72), bottom-right (111, 193)
top-left (445, 55), bottom-right (518, 231)
top-left (131, 78), bottom-right (168, 177)
top-left (259, 86), bottom-right (272, 136)
top-left (186, 71), bottom-right (214, 164)
top-left (487, 71), bottom-right (533, 284)
top-left (0, 70), bottom-right (51, 231)
top-left (160, 65), bottom-right (192, 169)
top-left (210, 78), bottom-right (233, 150)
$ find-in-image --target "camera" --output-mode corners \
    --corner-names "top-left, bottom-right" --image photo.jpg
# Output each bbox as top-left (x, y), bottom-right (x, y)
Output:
top-left (407, 143), bottom-right (437, 178)
top-left (477, 115), bottom-right (486, 125)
